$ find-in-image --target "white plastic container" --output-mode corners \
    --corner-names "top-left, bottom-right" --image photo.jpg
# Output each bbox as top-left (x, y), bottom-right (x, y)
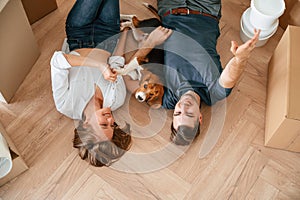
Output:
top-left (242, 8), bottom-right (279, 38)
top-left (240, 14), bottom-right (277, 47)
top-left (250, 0), bottom-right (285, 30)
top-left (0, 133), bottom-right (13, 179)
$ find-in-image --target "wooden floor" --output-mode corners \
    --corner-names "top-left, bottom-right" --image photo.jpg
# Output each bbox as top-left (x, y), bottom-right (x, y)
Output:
top-left (1, 0), bottom-right (300, 199)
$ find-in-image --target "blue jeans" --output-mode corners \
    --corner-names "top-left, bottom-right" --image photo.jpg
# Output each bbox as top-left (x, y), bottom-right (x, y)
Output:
top-left (65, 0), bottom-right (120, 53)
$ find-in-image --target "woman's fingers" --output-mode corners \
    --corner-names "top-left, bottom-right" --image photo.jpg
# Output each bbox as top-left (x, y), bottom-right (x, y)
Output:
top-left (103, 68), bottom-right (117, 82)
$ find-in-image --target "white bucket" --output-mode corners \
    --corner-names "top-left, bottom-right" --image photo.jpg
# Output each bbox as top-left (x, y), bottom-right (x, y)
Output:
top-left (242, 8), bottom-right (278, 38)
top-left (250, 0), bottom-right (285, 30)
top-left (240, 13), bottom-right (277, 47)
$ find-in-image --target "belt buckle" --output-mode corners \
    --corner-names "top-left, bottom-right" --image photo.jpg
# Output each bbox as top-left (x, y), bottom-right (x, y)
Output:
top-left (179, 8), bottom-right (189, 15)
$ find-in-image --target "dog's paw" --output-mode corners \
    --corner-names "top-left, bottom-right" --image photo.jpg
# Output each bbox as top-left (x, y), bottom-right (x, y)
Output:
top-left (150, 104), bottom-right (162, 109)
top-left (120, 21), bottom-right (133, 31)
top-left (120, 14), bottom-right (136, 22)
top-left (114, 57), bottom-right (144, 80)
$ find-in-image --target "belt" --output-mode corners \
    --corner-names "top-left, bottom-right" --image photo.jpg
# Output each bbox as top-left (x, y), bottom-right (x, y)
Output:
top-left (163, 8), bottom-right (219, 21)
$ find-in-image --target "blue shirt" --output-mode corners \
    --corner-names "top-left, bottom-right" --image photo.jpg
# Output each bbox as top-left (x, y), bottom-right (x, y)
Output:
top-left (160, 11), bottom-right (231, 109)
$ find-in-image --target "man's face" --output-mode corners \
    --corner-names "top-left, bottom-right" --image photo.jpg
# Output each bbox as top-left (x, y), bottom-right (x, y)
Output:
top-left (173, 93), bottom-right (202, 130)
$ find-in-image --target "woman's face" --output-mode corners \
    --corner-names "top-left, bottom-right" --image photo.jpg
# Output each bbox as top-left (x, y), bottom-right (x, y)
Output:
top-left (85, 107), bottom-right (115, 141)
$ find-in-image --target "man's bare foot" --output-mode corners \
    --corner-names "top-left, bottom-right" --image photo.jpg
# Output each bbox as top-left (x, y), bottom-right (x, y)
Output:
top-left (145, 26), bottom-right (173, 47)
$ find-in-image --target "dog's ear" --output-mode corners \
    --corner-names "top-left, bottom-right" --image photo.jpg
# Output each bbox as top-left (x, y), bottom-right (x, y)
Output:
top-left (137, 56), bottom-right (149, 64)
top-left (140, 71), bottom-right (151, 83)
top-left (150, 104), bottom-right (162, 109)
top-left (132, 16), bottom-right (140, 27)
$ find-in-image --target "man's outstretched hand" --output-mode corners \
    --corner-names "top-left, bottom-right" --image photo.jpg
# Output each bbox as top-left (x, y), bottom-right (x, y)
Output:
top-left (230, 29), bottom-right (260, 62)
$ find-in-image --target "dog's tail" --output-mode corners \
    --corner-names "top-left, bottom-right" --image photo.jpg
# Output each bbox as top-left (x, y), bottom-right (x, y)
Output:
top-left (142, 2), bottom-right (161, 20)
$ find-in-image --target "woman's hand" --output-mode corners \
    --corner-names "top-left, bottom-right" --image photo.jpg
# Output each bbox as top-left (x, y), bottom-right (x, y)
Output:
top-left (102, 65), bottom-right (117, 82)
top-left (146, 26), bottom-right (173, 47)
top-left (230, 29), bottom-right (260, 62)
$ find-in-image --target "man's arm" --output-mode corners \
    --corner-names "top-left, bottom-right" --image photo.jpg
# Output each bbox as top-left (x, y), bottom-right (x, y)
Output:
top-left (219, 29), bottom-right (260, 88)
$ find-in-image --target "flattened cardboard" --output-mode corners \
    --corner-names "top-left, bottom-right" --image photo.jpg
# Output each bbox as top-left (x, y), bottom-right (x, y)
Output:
top-left (265, 25), bottom-right (300, 152)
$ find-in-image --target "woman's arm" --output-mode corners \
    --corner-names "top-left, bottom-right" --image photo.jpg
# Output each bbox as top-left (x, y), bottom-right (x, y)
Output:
top-left (63, 48), bottom-right (116, 82)
top-left (113, 27), bottom-right (129, 57)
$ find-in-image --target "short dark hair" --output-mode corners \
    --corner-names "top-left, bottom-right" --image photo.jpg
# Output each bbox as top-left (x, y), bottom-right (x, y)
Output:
top-left (73, 121), bottom-right (132, 167)
top-left (170, 120), bottom-right (200, 145)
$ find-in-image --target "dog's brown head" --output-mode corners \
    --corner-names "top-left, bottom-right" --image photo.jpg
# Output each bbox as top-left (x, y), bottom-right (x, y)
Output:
top-left (135, 70), bottom-right (164, 109)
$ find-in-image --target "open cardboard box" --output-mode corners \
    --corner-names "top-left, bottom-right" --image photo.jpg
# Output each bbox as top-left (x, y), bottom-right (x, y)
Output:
top-left (0, 122), bottom-right (28, 186)
top-left (265, 25), bottom-right (300, 152)
top-left (279, 0), bottom-right (300, 29)
top-left (21, 0), bottom-right (57, 24)
top-left (0, 0), bottom-right (40, 103)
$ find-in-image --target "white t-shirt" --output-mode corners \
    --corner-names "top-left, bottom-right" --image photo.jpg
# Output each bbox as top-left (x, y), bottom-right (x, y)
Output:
top-left (50, 51), bottom-right (126, 120)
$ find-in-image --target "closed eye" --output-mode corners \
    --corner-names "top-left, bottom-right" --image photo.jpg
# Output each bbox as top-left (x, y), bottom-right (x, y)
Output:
top-left (173, 112), bottom-right (194, 117)
top-left (186, 113), bottom-right (194, 117)
top-left (173, 112), bottom-right (181, 116)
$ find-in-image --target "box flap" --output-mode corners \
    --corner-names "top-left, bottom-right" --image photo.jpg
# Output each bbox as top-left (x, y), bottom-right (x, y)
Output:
top-left (287, 25), bottom-right (300, 120)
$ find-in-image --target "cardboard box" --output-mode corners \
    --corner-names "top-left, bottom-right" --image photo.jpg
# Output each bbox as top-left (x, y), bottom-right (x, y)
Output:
top-left (279, 0), bottom-right (300, 29)
top-left (21, 0), bottom-right (57, 24)
top-left (265, 25), bottom-right (300, 152)
top-left (0, 122), bottom-right (28, 186)
top-left (288, 1), bottom-right (300, 27)
top-left (0, 0), bottom-right (40, 103)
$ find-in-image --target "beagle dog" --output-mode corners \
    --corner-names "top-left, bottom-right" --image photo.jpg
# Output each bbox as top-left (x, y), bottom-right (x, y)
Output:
top-left (121, 6), bottom-right (165, 109)
top-left (135, 69), bottom-right (164, 109)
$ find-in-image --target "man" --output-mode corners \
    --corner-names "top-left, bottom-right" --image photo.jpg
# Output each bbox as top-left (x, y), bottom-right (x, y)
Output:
top-left (157, 0), bottom-right (260, 145)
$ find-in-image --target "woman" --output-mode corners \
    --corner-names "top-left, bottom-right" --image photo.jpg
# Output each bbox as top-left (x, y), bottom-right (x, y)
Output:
top-left (50, 0), bottom-right (172, 167)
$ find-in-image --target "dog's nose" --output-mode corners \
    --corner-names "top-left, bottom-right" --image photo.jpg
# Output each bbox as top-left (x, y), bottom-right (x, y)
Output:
top-left (137, 96), bottom-right (143, 101)
top-left (135, 92), bottom-right (146, 102)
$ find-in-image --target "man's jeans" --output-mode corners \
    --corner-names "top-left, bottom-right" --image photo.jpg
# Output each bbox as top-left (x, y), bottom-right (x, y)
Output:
top-left (65, 0), bottom-right (120, 53)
